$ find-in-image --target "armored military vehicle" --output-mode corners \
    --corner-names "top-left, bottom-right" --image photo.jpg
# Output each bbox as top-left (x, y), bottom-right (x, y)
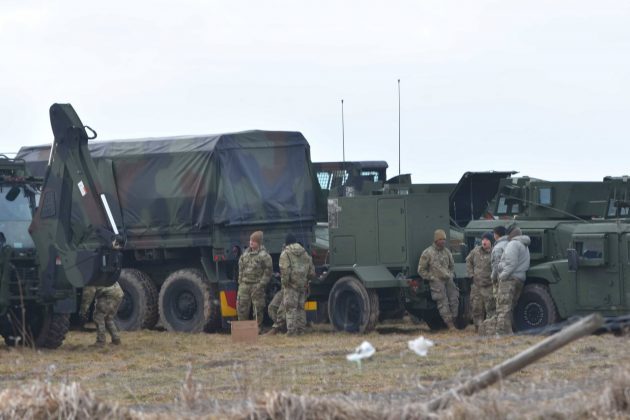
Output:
top-left (308, 171), bottom-right (512, 332)
top-left (464, 175), bottom-right (630, 332)
top-left (0, 104), bottom-right (122, 347)
top-left (18, 131), bottom-right (317, 333)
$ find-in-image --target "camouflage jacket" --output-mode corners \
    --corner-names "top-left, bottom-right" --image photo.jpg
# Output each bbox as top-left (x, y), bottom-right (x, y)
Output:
top-left (491, 236), bottom-right (509, 282)
top-left (238, 245), bottom-right (273, 286)
top-left (465, 245), bottom-right (492, 287)
top-left (80, 283), bottom-right (124, 315)
top-left (417, 244), bottom-right (454, 282)
top-left (279, 243), bottom-right (315, 289)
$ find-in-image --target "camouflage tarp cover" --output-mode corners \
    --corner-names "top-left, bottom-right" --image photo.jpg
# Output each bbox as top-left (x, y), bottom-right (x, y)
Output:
top-left (17, 130), bottom-right (316, 237)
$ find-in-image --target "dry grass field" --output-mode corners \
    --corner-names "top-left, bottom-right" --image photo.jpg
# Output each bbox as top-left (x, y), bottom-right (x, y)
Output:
top-left (0, 319), bottom-right (629, 419)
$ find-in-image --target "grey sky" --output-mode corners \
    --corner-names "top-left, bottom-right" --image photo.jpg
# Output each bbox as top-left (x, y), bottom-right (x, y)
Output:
top-left (1, 1), bottom-right (628, 183)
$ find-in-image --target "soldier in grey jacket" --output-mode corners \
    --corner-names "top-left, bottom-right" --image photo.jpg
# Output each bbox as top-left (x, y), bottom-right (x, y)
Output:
top-left (495, 226), bottom-right (531, 335)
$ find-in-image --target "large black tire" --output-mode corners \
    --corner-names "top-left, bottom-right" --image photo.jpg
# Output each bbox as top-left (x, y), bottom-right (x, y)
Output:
top-left (159, 269), bottom-right (212, 333)
top-left (116, 269), bottom-right (159, 331)
top-left (2, 306), bottom-right (69, 349)
top-left (328, 276), bottom-right (379, 333)
top-left (513, 283), bottom-right (559, 332)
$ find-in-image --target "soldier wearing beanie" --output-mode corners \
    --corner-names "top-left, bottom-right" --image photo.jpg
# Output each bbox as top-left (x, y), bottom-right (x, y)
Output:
top-left (237, 231), bottom-right (273, 332)
top-left (466, 231), bottom-right (494, 332)
top-left (417, 228), bottom-right (459, 329)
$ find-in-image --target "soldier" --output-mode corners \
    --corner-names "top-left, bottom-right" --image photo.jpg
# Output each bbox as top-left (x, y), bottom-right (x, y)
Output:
top-left (237, 231), bottom-right (273, 332)
top-left (495, 225), bottom-right (531, 335)
top-left (490, 226), bottom-right (509, 299)
top-left (479, 225), bottom-right (508, 335)
top-left (417, 229), bottom-right (459, 330)
top-left (79, 282), bottom-right (124, 346)
top-left (266, 289), bottom-right (286, 335)
top-left (279, 233), bottom-right (315, 336)
top-left (466, 231), bottom-right (494, 331)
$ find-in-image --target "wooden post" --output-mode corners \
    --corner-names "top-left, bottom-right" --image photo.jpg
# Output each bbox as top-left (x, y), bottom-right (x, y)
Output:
top-left (426, 313), bottom-right (604, 412)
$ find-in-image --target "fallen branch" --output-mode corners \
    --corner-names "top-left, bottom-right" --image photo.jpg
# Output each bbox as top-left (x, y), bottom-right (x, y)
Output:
top-left (426, 312), bottom-right (604, 412)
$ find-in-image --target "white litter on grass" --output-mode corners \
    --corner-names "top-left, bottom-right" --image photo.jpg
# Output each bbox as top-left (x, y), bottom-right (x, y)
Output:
top-left (346, 341), bottom-right (375, 368)
top-left (408, 336), bottom-right (434, 356)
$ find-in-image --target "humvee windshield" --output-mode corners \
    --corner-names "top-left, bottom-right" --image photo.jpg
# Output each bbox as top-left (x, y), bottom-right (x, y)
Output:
top-left (0, 187), bottom-right (35, 249)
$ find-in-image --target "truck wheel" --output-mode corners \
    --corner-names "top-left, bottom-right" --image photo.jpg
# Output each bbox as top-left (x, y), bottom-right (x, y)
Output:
top-left (116, 269), bottom-right (159, 331)
top-left (513, 283), bottom-right (559, 332)
top-left (328, 276), bottom-right (379, 333)
top-left (2, 306), bottom-right (69, 349)
top-left (159, 269), bottom-right (211, 333)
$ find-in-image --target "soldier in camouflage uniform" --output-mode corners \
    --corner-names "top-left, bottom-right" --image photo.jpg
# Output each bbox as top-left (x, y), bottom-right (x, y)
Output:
top-left (479, 225), bottom-right (509, 335)
top-left (417, 229), bottom-right (459, 329)
top-left (80, 282), bottom-right (124, 346)
top-left (237, 231), bottom-right (273, 332)
top-left (494, 225), bottom-right (530, 335)
top-left (465, 231), bottom-right (494, 331)
top-left (266, 289), bottom-right (286, 334)
top-left (279, 233), bottom-right (315, 336)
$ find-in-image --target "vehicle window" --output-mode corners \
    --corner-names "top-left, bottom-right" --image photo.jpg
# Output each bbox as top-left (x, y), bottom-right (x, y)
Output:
top-left (574, 237), bottom-right (606, 266)
top-left (497, 197), bottom-right (508, 214)
top-left (529, 235), bottom-right (543, 254)
top-left (317, 172), bottom-right (332, 190)
top-left (538, 187), bottom-right (552, 206)
top-left (0, 188), bottom-right (35, 248)
top-left (361, 171), bottom-right (380, 182)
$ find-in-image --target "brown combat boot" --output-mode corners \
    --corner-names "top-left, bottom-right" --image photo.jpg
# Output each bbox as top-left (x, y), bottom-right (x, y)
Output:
top-left (112, 337), bottom-right (121, 345)
top-left (445, 321), bottom-right (456, 330)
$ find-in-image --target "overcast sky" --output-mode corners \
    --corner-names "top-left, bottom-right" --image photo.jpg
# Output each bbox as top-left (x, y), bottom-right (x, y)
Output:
top-left (1, 1), bottom-right (628, 183)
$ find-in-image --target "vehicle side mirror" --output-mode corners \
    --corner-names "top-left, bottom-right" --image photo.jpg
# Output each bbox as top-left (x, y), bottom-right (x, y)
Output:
top-left (567, 248), bottom-right (578, 272)
top-left (0, 232), bottom-right (6, 247)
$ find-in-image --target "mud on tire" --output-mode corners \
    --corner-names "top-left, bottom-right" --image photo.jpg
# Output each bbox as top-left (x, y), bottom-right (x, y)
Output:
top-left (328, 276), bottom-right (379, 333)
top-left (2, 306), bottom-right (69, 349)
top-left (116, 269), bottom-right (159, 331)
top-left (159, 269), bottom-right (214, 333)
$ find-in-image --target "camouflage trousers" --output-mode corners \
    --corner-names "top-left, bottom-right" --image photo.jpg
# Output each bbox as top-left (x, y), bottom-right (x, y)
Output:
top-left (482, 277), bottom-right (524, 336)
top-left (471, 283), bottom-right (495, 330)
top-left (283, 286), bottom-right (306, 335)
top-left (429, 278), bottom-right (459, 325)
top-left (94, 293), bottom-right (123, 344)
top-left (268, 290), bottom-right (286, 331)
top-left (237, 283), bottom-right (266, 329)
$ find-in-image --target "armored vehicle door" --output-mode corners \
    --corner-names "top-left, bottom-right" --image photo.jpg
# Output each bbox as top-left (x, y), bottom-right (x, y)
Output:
top-left (573, 233), bottom-right (622, 308)
top-left (377, 198), bottom-right (406, 264)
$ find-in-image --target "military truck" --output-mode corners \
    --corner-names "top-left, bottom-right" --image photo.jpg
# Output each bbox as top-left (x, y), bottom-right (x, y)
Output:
top-left (308, 171), bottom-right (512, 332)
top-left (18, 131), bottom-right (317, 333)
top-left (464, 175), bottom-right (630, 332)
top-left (0, 104), bottom-right (122, 348)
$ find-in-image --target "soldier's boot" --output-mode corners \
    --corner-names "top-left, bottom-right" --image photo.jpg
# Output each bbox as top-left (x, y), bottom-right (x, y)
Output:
top-left (111, 337), bottom-right (121, 345)
top-left (445, 320), bottom-right (456, 330)
top-left (264, 328), bottom-right (280, 336)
